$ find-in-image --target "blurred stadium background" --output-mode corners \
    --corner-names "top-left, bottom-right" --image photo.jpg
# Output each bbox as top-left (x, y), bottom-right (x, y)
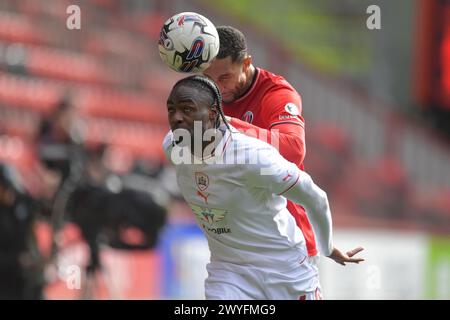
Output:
top-left (0, 0), bottom-right (448, 299)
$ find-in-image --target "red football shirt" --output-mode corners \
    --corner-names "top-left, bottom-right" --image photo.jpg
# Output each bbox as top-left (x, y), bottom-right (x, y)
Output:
top-left (224, 67), bottom-right (318, 256)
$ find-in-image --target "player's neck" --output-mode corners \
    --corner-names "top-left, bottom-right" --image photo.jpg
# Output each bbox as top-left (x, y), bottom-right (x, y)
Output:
top-left (190, 127), bottom-right (226, 160)
top-left (242, 64), bottom-right (256, 93)
top-left (234, 65), bottom-right (256, 101)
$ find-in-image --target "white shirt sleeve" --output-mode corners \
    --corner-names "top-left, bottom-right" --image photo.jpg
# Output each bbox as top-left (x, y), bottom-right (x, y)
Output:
top-left (162, 130), bottom-right (174, 164)
top-left (248, 144), bottom-right (334, 256)
top-left (283, 171), bottom-right (334, 256)
top-left (246, 146), bottom-right (301, 195)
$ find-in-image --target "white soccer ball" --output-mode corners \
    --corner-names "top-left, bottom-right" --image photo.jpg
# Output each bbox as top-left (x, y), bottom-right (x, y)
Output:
top-left (158, 12), bottom-right (219, 73)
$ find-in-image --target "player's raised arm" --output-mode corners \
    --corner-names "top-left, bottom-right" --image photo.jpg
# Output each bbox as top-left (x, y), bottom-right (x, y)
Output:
top-left (281, 171), bottom-right (333, 256)
top-left (246, 145), bottom-right (332, 256)
top-left (282, 172), bottom-right (364, 265)
top-left (250, 145), bottom-right (364, 264)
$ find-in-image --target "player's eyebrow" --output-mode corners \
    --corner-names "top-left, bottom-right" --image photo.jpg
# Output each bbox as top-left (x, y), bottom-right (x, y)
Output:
top-left (177, 98), bottom-right (197, 104)
top-left (167, 97), bottom-right (196, 104)
top-left (177, 97), bottom-right (200, 109)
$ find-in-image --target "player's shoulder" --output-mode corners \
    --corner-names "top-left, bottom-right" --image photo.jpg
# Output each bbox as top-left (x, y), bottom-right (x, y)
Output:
top-left (256, 68), bottom-right (301, 114)
top-left (229, 131), bottom-right (289, 178)
top-left (231, 129), bottom-right (279, 155)
top-left (258, 68), bottom-right (297, 92)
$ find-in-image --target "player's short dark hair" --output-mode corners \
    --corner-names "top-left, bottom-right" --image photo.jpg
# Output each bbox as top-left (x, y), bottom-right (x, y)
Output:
top-left (216, 26), bottom-right (248, 63)
top-left (173, 75), bottom-right (230, 130)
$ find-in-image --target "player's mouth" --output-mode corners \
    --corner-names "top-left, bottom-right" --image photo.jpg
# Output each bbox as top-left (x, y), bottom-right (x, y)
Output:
top-left (172, 124), bottom-right (190, 132)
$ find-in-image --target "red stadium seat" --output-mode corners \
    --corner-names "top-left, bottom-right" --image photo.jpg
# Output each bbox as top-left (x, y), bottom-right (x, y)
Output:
top-left (80, 117), bottom-right (167, 162)
top-left (26, 46), bottom-right (112, 85)
top-left (335, 156), bottom-right (411, 220)
top-left (0, 11), bottom-right (45, 44)
top-left (409, 187), bottom-right (450, 231)
top-left (134, 12), bottom-right (167, 39)
top-left (0, 106), bottom-right (39, 137)
top-left (0, 72), bottom-right (62, 113)
top-left (74, 88), bottom-right (168, 124)
top-left (304, 122), bottom-right (353, 191)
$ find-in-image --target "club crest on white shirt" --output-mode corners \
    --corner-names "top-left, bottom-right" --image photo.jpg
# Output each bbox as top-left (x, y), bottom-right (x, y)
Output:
top-left (195, 172), bottom-right (209, 191)
top-left (284, 103), bottom-right (299, 116)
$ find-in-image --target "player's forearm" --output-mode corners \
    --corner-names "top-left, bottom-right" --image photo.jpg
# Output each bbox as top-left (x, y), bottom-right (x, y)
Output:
top-left (230, 117), bottom-right (305, 165)
top-left (283, 171), bottom-right (333, 256)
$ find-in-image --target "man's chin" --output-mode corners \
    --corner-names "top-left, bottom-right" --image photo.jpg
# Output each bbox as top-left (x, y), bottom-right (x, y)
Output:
top-left (171, 128), bottom-right (190, 146)
top-left (222, 97), bottom-right (234, 104)
top-left (174, 137), bottom-right (193, 149)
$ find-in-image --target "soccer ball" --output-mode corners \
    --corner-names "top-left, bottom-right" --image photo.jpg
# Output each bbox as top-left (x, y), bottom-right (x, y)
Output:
top-left (158, 12), bottom-right (219, 73)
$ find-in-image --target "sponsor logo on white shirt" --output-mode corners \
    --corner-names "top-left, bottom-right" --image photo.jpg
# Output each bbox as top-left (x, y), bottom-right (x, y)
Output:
top-left (190, 204), bottom-right (231, 234)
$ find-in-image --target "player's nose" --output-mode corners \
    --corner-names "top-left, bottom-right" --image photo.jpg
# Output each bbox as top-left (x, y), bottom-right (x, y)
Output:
top-left (169, 109), bottom-right (183, 121)
top-left (169, 111), bottom-right (186, 129)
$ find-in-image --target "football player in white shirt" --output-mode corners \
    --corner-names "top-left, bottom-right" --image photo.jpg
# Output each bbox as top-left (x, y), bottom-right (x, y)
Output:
top-left (163, 75), bottom-right (364, 300)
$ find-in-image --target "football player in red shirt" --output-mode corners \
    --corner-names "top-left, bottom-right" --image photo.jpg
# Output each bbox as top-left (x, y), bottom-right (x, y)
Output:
top-left (204, 26), bottom-right (317, 257)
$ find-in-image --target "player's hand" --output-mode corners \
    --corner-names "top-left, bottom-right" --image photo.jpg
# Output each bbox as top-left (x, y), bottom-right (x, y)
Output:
top-left (327, 246), bottom-right (364, 266)
top-left (224, 116), bottom-right (232, 123)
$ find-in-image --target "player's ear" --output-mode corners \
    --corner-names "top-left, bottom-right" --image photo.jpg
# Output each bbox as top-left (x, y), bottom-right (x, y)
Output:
top-left (242, 55), bottom-right (252, 71)
top-left (209, 104), bottom-right (218, 120)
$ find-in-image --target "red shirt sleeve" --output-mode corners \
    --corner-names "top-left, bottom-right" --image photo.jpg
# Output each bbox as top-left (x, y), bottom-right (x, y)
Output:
top-left (263, 86), bottom-right (304, 129)
top-left (229, 87), bottom-right (306, 168)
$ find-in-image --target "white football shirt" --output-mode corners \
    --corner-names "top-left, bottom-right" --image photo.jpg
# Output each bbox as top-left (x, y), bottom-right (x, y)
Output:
top-left (163, 126), bottom-right (316, 267)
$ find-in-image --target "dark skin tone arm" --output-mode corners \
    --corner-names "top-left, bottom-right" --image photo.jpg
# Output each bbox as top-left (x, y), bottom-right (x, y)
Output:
top-left (328, 247), bottom-right (364, 266)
